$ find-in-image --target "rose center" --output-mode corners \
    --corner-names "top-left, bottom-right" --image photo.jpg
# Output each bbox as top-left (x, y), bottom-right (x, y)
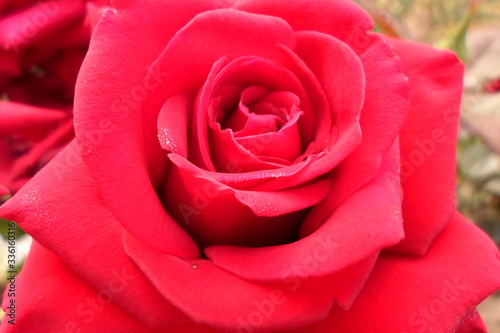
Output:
top-left (158, 56), bottom-right (330, 248)
top-left (211, 84), bottom-right (304, 164)
top-left (196, 57), bottom-right (310, 173)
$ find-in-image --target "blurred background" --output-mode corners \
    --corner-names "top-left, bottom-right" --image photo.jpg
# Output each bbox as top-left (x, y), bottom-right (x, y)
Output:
top-left (354, 0), bottom-right (500, 330)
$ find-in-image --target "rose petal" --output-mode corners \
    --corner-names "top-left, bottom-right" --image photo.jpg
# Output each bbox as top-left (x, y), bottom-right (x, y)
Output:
top-left (386, 38), bottom-right (464, 255)
top-left (162, 153), bottom-right (331, 247)
top-left (202, 31), bottom-right (365, 191)
top-left (235, 111), bottom-right (303, 162)
top-left (0, 0), bottom-right (85, 50)
top-left (236, 0), bottom-right (409, 230)
top-left (297, 35), bottom-right (409, 236)
top-left (455, 310), bottom-right (487, 333)
top-left (251, 31), bottom-right (365, 190)
top-left (157, 94), bottom-right (191, 158)
top-left (291, 213), bottom-right (500, 332)
top-left (209, 126), bottom-right (289, 172)
top-left (9, 119), bottom-right (73, 186)
top-left (0, 101), bottom-right (66, 138)
top-left (334, 32), bottom-right (410, 191)
top-left (0, 143), bottom-right (193, 327)
top-left (75, 4), bottom-right (299, 253)
top-left (235, 0), bottom-right (373, 44)
top-left (223, 86), bottom-right (275, 133)
top-left (0, 241), bottom-right (174, 333)
top-left (75, 0), bottom-right (223, 254)
top-left (198, 57), bottom-right (308, 170)
top-left (157, 12), bottom-right (297, 170)
top-left (151, 9), bottom-right (296, 98)
top-left (2, 241), bottom-right (231, 333)
top-left (125, 232), bottom-right (378, 331)
top-left (207, 154), bottom-right (312, 190)
top-left (205, 143), bottom-right (404, 281)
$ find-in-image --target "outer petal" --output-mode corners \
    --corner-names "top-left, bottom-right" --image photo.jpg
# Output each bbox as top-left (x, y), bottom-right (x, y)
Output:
top-left (125, 231), bottom-right (379, 332)
top-left (0, 241), bottom-right (227, 333)
top-left (0, 143), bottom-right (190, 327)
top-left (74, 1), bottom-right (292, 254)
top-left (244, 0), bottom-right (409, 233)
top-left (74, 0), bottom-right (223, 254)
top-left (4, 119), bottom-right (74, 194)
top-left (300, 32), bottom-right (409, 236)
top-left (455, 310), bottom-right (488, 333)
top-left (0, 101), bottom-right (73, 194)
top-left (120, 143), bottom-right (404, 332)
top-left (291, 213), bottom-right (500, 333)
top-left (0, 241), bottom-right (165, 333)
top-left (235, 0), bottom-right (374, 43)
top-left (0, 0), bottom-right (85, 51)
top-left (0, 102), bottom-right (66, 137)
top-left (387, 38), bottom-right (464, 255)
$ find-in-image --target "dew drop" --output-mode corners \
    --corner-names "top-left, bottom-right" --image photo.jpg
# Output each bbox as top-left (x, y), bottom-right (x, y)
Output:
top-left (158, 127), bottom-right (178, 153)
top-left (239, 194), bottom-right (284, 216)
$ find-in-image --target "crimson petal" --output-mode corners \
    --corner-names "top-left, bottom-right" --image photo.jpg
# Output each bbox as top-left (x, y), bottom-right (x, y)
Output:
top-left (0, 143), bottom-right (193, 327)
top-left (387, 38), bottom-right (464, 255)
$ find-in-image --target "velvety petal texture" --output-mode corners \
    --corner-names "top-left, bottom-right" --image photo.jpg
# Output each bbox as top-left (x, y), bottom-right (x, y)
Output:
top-left (1, 0), bottom-right (499, 332)
top-left (291, 213), bottom-right (500, 332)
top-left (0, 241), bottom-right (225, 333)
top-left (385, 37), bottom-right (464, 255)
top-left (0, 144), bottom-right (191, 327)
top-left (205, 145), bottom-right (404, 281)
top-left (74, 0), bottom-right (232, 254)
top-left (0, 241), bottom-right (168, 333)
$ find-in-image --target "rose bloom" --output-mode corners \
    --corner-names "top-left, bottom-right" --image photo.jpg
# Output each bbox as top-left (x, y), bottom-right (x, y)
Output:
top-left (0, 0), bottom-right (108, 200)
top-left (1, 0), bottom-right (500, 332)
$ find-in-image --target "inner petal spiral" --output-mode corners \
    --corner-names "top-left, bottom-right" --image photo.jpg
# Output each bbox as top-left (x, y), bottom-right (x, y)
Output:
top-left (193, 56), bottom-right (312, 173)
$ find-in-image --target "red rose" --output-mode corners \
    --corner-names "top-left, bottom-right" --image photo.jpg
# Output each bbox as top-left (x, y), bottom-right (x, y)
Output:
top-left (1, 0), bottom-right (500, 332)
top-left (0, 0), bottom-right (108, 199)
